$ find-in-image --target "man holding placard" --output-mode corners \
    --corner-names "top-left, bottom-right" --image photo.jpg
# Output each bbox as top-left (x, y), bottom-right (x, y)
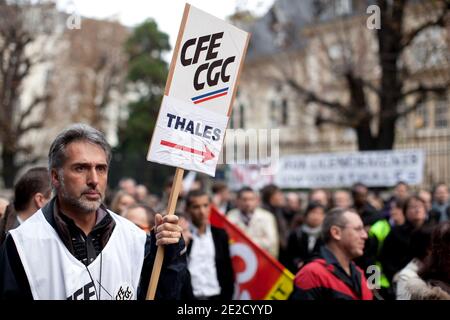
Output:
top-left (0, 124), bottom-right (185, 300)
top-left (145, 4), bottom-right (250, 299)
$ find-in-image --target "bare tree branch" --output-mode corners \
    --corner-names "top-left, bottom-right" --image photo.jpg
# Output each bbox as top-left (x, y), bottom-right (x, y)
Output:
top-left (0, 43), bottom-right (5, 74)
top-left (16, 94), bottom-right (50, 127)
top-left (250, 0), bottom-right (448, 151)
top-left (16, 56), bottom-right (31, 81)
top-left (286, 78), bottom-right (352, 115)
top-left (379, 84), bottom-right (447, 119)
top-left (16, 154), bottom-right (42, 167)
top-left (401, 83), bottom-right (448, 100)
top-left (18, 120), bottom-right (44, 136)
top-left (396, 91), bottom-right (429, 119)
top-left (0, 2), bottom-right (58, 187)
top-left (401, 4), bottom-right (448, 50)
top-left (14, 145), bottom-right (33, 154)
top-left (315, 114), bottom-right (354, 128)
top-left (360, 79), bottom-right (381, 96)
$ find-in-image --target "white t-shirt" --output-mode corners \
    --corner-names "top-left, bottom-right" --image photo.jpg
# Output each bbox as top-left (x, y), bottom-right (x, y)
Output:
top-left (10, 209), bottom-right (146, 300)
top-left (188, 225), bottom-right (221, 298)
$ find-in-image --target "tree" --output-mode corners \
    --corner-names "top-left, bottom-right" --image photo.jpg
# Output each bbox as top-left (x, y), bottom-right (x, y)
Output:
top-left (259, 0), bottom-right (449, 150)
top-left (110, 19), bottom-right (173, 193)
top-left (60, 18), bottom-right (129, 129)
top-left (0, 0), bottom-right (54, 187)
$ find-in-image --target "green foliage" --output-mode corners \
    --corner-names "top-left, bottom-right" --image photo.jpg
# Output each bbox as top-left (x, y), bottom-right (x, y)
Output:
top-left (125, 19), bottom-right (171, 61)
top-left (118, 98), bottom-right (159, 153)
top-left (125, 19), bottom-right (170, 87)
top-left (127, 54), bottom-right (168, 85)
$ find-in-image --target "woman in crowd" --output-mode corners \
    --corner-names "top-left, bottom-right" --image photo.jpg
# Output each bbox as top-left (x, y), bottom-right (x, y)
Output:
top-left (110, 190), bottom-right (136, 216)
top-left (406, 222), bottom-right (450, 300)
top-left (380, 195), bottom-right (428, 282)
top-left (393, 225), bottom-right (434, 299)
top-left (286, 202), bottom-right (325, 273)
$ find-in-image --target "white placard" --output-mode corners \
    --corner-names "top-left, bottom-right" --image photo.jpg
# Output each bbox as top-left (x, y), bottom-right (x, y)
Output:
top-left (147, 95), bottom-right (228, 176)
top-left (147, 4), bottom-right (250, 176)
top-left (169, 5), bottom-right (249, 116)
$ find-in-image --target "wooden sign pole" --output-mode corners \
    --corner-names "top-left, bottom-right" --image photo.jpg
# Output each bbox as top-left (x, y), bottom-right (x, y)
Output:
top-left (146, 167), bottom-right (184, 300)
top-left (144, 3), bottom-right (190, 300)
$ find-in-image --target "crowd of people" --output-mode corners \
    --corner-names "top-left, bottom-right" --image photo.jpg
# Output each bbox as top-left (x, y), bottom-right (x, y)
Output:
top-left (0, 123), bottom-right (449, 300)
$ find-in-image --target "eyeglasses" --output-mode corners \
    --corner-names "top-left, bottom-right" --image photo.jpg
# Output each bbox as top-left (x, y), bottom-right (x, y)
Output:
top-left (336, 225), bottom-right (366, 233)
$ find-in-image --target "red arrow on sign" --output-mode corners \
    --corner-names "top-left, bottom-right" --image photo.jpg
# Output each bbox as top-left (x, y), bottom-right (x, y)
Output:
top-left (160, 140), bottom-right (215, 163)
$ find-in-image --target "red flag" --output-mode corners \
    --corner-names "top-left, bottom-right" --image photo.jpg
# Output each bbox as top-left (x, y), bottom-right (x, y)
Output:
top-left (210, 206), bottom-right (294, 300)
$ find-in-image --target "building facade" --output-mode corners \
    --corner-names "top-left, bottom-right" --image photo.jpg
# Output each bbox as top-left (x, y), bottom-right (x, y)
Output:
top-left (230, 0), bottom-right (449, 189)
top-left (1, 3), bottom-right (130, 185)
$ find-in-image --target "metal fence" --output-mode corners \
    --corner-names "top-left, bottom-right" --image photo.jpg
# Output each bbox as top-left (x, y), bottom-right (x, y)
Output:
top-left (396, 133), bottom-right (450, 190)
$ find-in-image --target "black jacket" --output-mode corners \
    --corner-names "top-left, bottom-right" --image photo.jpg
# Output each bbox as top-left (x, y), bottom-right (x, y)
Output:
top-left (262, 203), bottom-right (290, 267)
top-left (187, 226), bottom-right (234, 300)
top-left (379, 222), bottom-right (416, 282)
top-left (0, 205), bottom-right (20, 246)
top-left (0, 197), bottom-right (189, 300)
top-left (286, 227), bottom-right (323, 274)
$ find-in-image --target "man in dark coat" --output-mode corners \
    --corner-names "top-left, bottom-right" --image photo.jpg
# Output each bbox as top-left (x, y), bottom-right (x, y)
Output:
top-left (185, 189), bottom-right (234, 300)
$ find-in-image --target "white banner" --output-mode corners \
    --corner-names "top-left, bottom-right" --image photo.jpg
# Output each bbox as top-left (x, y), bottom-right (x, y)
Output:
top-left (228, 149), bottom-right (425, 189)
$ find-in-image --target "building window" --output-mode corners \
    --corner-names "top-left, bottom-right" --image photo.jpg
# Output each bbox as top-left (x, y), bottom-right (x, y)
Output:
top-left (415, 102), bottom-right (429, 129)
top-left (281, 99), bottom-right (288, 126)
top-left (239, 104), bottom-right (245, 128)
top-left (335, 0), bottom-right (352, 16)
top-left (229, 112), bottom-right (234, 129)
top-left (44, 69), bottom-right (53, 87)
top-left (313, 0), bottom-right (328, 16)
top-left (410, 27), bottom-right (447, 71)
top-left (270, 100), bottom-right (278, 126)
top-left (434, 99), bottom-right (448, 129)
top-left (270, 98), bottom-right (289, 127)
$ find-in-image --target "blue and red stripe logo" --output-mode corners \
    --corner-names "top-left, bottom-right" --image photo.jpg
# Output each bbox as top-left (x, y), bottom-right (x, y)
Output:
top-left (191, 87), bottom-right (229, 104)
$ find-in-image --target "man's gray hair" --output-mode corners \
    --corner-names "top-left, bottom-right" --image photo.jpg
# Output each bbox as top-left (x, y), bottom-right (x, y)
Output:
top-left (321, 207), bottom-right (355, 244)
top-left (48, 123), bottom-right (112, 171)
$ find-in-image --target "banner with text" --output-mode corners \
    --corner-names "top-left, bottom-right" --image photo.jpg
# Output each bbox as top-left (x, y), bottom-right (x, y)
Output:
top-left (275, 149), bottom-right (425, 188)
top-left (229, 149), bottom-right (425, 189)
